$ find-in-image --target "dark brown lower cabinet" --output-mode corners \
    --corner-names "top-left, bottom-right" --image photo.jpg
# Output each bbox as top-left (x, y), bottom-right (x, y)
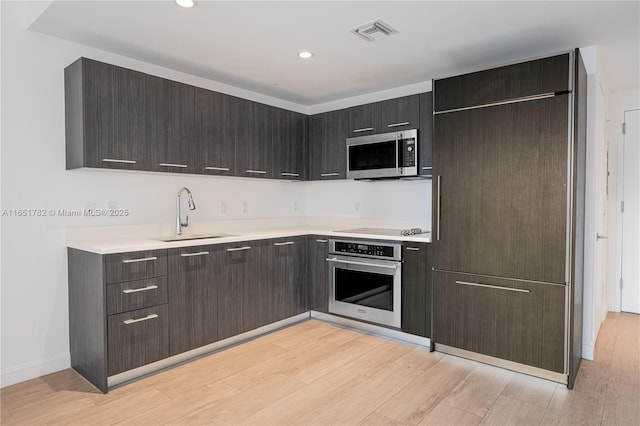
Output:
top-left (271, 237), bottom-right (307, 320)
top-left (307, 236), bottom-right (330, 313)
top-left (401, 243), bottom-right (431, 338)
top-left (433, 271), bottom-right (565, 373)
top-left (107, 304), bottom-right (169, 376)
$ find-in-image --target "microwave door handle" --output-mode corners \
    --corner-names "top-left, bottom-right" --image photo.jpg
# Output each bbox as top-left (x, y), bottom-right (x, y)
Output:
top-left (395, 133), bottom-right (400, 171)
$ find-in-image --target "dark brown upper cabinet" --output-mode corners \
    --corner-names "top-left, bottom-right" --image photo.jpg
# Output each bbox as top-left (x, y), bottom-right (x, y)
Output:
top-left (418, 92), bottom-right (433, 177)
top-left (65, 58), bottom-right (146, 170)
top-left (273, 110), bottom-right (308, 180)
top-left (235, 100), bottom-right (274, 178)
top-left (194, 88), bottom-right (235, 176)
top-left (145, 75), bottom-right (195, 173)
top-left (433, 54), bottom-right (570, 112)
top-left (308, 109), bottom-right (349, 180)
top-left (347, 94), bottom-right (420, 136)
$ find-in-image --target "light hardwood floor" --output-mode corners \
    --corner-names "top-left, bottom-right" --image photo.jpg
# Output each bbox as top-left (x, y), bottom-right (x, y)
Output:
top-left (2, 312), bottom-right (638, 425)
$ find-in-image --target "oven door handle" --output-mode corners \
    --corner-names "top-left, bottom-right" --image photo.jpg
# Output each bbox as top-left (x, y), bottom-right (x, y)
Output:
top-left (325, 257), bottom-right (398, 270)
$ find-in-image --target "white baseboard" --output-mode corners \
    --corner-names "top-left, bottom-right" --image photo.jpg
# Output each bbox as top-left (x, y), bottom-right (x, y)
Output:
top-left (1, 352), bottom-right (70, 388)
top-left (582, 343), bottom-right (595, 360)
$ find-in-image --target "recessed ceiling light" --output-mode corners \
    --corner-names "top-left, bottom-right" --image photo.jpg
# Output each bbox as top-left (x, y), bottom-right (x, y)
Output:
top-left (176, 0), bottom-right (195, 8)
top-left (298, 51), bottom-right (314, 59)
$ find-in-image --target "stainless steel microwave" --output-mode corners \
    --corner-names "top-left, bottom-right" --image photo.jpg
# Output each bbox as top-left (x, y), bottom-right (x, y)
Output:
top-left (346, 129), bottom-right (418, 179)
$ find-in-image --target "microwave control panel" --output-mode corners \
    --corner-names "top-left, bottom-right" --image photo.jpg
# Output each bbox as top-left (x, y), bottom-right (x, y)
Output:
top-left (331, 240), bottom-right (401, 260)
top-left (402, 139), bottom-right (417, 168)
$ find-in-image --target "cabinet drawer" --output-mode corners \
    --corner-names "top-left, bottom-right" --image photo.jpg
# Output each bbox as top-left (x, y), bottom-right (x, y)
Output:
top-left (433, 272), bottom-right (565, 373)
top-left (107, 304), bottom-right (169, 376)
top-left (106, 277), bottom-right (168, 315)
top-left (105, 250), bottom-right (167, 284)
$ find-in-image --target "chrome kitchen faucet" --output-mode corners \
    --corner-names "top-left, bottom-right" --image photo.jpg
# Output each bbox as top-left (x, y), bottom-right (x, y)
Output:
top-left (176, 187), bottom-right (196, 235)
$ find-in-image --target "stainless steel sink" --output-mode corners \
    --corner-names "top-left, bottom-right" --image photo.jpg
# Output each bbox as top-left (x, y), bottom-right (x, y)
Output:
top-left (156, 233), bottom-right (234, 242)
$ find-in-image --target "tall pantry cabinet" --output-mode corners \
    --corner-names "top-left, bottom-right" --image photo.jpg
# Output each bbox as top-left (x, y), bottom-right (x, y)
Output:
top-left (431, 51), bottom-right (586, 388)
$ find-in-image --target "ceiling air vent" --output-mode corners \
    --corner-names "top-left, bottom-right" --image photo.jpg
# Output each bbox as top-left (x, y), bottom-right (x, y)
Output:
top-left (351, 20), bottom-right (398, 42)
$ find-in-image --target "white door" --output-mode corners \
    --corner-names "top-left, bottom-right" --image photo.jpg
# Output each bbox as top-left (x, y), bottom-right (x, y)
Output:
top-left (621, 108), bottom-right (640, 313)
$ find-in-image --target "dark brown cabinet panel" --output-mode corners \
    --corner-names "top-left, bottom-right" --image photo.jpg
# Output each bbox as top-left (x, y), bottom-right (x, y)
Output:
top-left (433, 271), bottom-right (565, 373)
top-left (308, 109), bottom-right (349, 180)
top-left (145, 75), bottom-right (195, 172)
top-left (401, 243), bottom-right (431, 338)
top-left (217, 243), bottom-right (253, 339)
top-left (273, 110), bottom-right (307, 180)
top-left (348, 102), bottom-right (380, 135)
top-left (307, 237), bottom-right (330, 313)
top-left (194, 88), bottom-right (235, 176)
top-left (433, 96), bottom-right (568, 283)
top-left (380, 94), bottom-right (420, 132)
top-left (271, 237), bottom-right (306, 320)
top-left (65, 58), bottom-right (146, 170)
top-left (434, 54), bottom-right (571, 112)
top-left (106, 277), bottom-right (168, 315)
top-left (105, 250), bottom-right (167, 284)
top-left (168, 247), bottom-right (219, 356)
top-left (418, 92), bottom-right (433, 176)
top-left (235, 101), bottom-right (273, 178)
top-left (107, 304), bottom-right (169, 376)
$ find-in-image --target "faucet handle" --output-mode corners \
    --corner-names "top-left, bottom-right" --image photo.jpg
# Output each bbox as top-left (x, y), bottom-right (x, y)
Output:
top-left (181, 215), bottom-right (189, 228)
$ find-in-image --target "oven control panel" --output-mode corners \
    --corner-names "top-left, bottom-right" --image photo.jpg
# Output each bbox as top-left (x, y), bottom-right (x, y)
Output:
top-left (331, 240), bottom-right (401, 260)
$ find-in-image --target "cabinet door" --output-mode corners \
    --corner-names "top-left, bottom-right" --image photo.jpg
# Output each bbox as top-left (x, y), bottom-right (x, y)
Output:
top-left (308, 110), bottom-right (348, 180)
top-left (348, 102), bottom-right (380, 135)
top-left (380, 95), bottom-right (420, 132)
top-left (236, 101), bottom-right (273, 178)
top-left (401, 243), bottom-right (431, 338)
top-left (433, 96), bottom-right (568, 283)
top-left (146, 75), bottom-right (195, 173)
top-left (168, 247), bottom-right (218, 356)
top-left (418, 92), bottom-right (433, 177)
top-left (107, 304), bottom-right (169, 375)
top-left (307, 237), bottom-right (330, 312)
top-left (271, 237), bottom-right (306, 320)
top-left (433, 271), bottom-right (565, 373)
top-left (273, 110), bottom-right (307, 180)
top-left (194, 88), bottom-right (235, 176)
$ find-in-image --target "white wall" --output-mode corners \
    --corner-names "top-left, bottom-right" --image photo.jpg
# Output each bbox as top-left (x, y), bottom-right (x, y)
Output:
top-left (0, 2), bottom-right (430, 387)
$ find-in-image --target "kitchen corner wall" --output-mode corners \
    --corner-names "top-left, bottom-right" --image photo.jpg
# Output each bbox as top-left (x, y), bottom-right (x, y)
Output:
top-left (0, 2), bottom-right (430, 387)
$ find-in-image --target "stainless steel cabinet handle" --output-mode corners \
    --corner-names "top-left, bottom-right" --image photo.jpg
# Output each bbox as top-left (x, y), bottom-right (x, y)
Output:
top-left (122, 285), bottom-right (158, 294)
top-left (274, 241), bottom-right (295, 246)
top-left (102, 158), bottom-right (136, 164)
top-left (123, 314), bottom-right (159, 325)
top-left (326, 257), bottom-right (398, 270)
top-left (455, 280), bottom-right (531, 293)
top-left (353, 127), bottom-right (374, 133)
top-left (406, 247), bottom-right (420, 251)
top-left (436, 175), bottom-right (442, 241)
top-left (122, 256), bottom-right (157, 264)
top-left (205, 166), bottom-right (230, 171)
top-left (180, 251), bottom-right (209, 257)
top-left (245, 170), bottom-right (267, 174)
top-left (422, 167), bottom-right (433, 170)
top-left (387, 122), bottom-right (410, 128)
top-left (227, 246), bottom-right (251, 252)
top-left (596, 233), bottom-right (608, 240)
top-left (316, 239), bottom-right (328, 243)
top-left (159, 163), bottom-right (188, 168)
top-left (320, 173), bottom-right (339, 177)
top-left (280, 172), bottom-right (300, 177)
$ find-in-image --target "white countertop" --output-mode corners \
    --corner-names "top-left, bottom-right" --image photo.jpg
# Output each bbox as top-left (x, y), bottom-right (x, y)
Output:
top-left (66, 219), bottom-right (431, 254)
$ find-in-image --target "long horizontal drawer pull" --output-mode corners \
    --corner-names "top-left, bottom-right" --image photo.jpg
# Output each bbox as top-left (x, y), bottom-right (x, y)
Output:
top-left (205, 166), bottom-right (230, 171)
top-left (102, 158), bottom-right (136, 164)
top-left (180, 251), bottom-right (209, 257)
top-left (405, 247), bottom-right (420, 251)
top-left (316, 239), bottom-right (328, 243)
top-left (123, 314), bottom-right (158, 325)
top-left (159, 163), bottom-right (188, 168)
top-left (122, 285), bottom-right (158, 294)
top-left (281, 172), bottom-right (300, 177)
top-left (422, 167), bottom-right (433, 170)
top-left (274, 241), bottom-right (295, 246)
top-left (353, 127), bottom-right (374, 133)
top-left (227, 246), bottom-right (251, 252)
top-left (387, 122), bottom-right (410, 128)
top-left (122, 256), bottom-right (157, 264)
top-left (245, 170), bottom-right (267, 174)
top-left (320, 173), bottom-right (339, 177)
top-left (326, 257), bottom-right (398, 270)
top-left (455, 280), bottom-right (531, 293)
top-left (435, 92), bottom-right (557, 115)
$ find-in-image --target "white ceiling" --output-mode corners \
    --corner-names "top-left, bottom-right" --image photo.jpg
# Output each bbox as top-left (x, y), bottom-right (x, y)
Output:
top-left (30, 1), bottom-right (640, 106)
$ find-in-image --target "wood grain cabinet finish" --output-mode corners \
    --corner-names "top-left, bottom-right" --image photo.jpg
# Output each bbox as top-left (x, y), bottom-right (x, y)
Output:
top-left (273, 110), bottom-right (308, 180)
top-left (235, 101), bottom-right (274, 178)
top-left (65, 58), bottom-right (146, 170)
top-left (107, 304), bottom-right (169, 376)
top-left (106, 277), bottom-right (168, 315)
top-left (401, 243), bottom-right (431, 338)
top-left (145, 75), bottom-right (195, 173)
top-left (105, 250), bottom-right (168, 284)
top-left (168, 247), bottom-right (220, 356)
top-left (348, 102), bottom-right (380, 135)
top-left (270, 237), bottom-right (307, 320)
top-left (308, 109), bottom-right (349, 180)
top-left (418, 92), bottom-right (433, 176)
top-left (307, 236), bottom-right (330, 313)
top-left (194, 88), bottom-right (235, 176)
top-left (380, 94), bottom-right (420, 132)
top-left (433, 95), bottom-right (568, 283)
top-left (433, 54), bottom-right (571, 112)
top-left (433, 271), bottom-right (565, 373)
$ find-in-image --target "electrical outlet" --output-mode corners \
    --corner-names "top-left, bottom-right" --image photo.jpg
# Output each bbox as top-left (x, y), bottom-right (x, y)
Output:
top-left (241, 201), bottom-right (248, 215)
top-left (293, 200), bottom-right (299, 212)
top-left (220, 201), bottom-right (227, 215)
top-left (354, 201), bottom-right (360, 212)
top-left (84, 201), bottom-right (96, 211)
top-left (107, 201), bottom-right (118, 210)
